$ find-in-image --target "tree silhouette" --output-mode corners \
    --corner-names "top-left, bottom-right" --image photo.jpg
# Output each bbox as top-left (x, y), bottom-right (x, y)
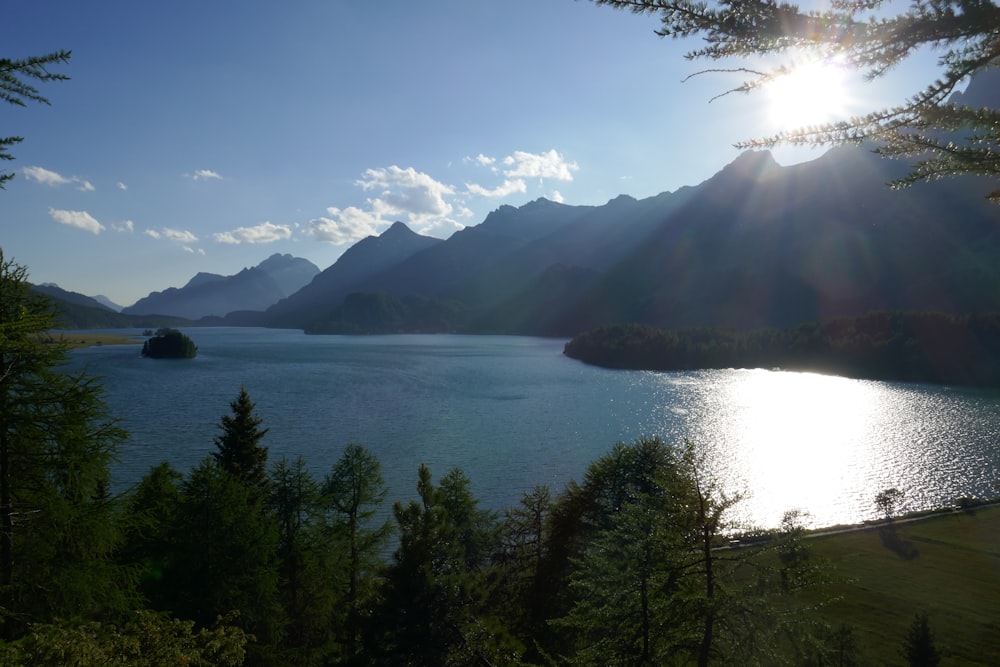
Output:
top-left (212, 386), bottom-right (269, 491)
top-left (902, 612), bottom-right (941, 667)
top-left (592, 0), bottom-right (1000, 201)
top-left (1, 51), bottom-right (71, 188)
top-left (875, 488), bottom-right (905, 523)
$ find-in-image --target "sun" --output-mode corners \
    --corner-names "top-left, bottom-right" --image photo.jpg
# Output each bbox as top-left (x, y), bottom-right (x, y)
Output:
top-left (765, 58), bottom-right (850, 129)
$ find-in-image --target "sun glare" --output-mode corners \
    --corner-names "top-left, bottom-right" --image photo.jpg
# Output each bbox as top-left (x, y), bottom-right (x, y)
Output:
top-left (766, 58), bottom-right (850, 129)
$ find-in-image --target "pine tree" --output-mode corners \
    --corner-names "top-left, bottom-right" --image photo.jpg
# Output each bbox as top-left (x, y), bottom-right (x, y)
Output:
top-left (1, 51), bottom-right (71, 188)
top-left (592, 0), bottom-right (1000, 200)
top-left (0, 250), bottom-right (129, 637)
top-left (212, 386), bottom-right (269, 491)
top-left (902, 612), bottom-right (941, 667)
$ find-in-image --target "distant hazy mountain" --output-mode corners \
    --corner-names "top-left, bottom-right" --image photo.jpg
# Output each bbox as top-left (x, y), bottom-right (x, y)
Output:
top-left (92, 294), bottom-right (123, 312)
top-left (34, 283), bottom-right (117, 312)
top-left (124, 253), bottom-right (319, 320)
top-left (29, 283), bottom-right (191, 330)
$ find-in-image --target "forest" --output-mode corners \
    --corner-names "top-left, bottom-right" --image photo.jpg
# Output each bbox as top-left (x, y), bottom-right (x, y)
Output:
top-left (0, 252), bottom-right (957, 666)
top-left (563, 312), bottom-right (1000, 387)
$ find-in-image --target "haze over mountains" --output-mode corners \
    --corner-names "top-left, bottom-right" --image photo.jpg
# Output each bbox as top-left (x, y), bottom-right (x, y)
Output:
top-left (44, 71), bottom-right (1000, 336)
top-left (121, 253), bottom-right (319, 321)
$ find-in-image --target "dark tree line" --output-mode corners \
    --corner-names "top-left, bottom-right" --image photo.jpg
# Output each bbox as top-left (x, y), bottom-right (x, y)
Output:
top-left (564, 311), bottom-right (1000, 386)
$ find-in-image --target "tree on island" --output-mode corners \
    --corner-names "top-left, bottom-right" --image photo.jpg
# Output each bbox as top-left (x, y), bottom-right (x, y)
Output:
top-left (141, 328), bottom-right (197, 359)
top-left (212, 386), bottom-right (270, 491)
top-left (592, 0), bottom-right (1000, 200)
top-left (2, 51), bottom-right (72, 189)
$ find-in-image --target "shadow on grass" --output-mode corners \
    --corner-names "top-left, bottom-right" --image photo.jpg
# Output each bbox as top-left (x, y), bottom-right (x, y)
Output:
top-left (879, 525), bottom-right (920, 560)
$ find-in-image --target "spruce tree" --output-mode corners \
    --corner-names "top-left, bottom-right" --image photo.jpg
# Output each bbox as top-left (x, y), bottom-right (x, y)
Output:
top-left (902, 612), bottom-right (941, 667)
top-left (212, 386), bottom-right (269, 491)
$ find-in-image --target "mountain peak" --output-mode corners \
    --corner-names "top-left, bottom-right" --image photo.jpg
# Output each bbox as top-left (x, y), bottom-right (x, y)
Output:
top-left (522, 197), bottom-right (558, 209)
top-left (383, 221), bottom-right (415, 237)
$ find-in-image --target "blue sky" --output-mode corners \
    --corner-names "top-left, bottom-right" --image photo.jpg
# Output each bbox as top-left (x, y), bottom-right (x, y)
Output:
top-left (3, 1), bottom-right (934, 307)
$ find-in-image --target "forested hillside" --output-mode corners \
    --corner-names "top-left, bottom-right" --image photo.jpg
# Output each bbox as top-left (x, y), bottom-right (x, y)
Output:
top-left (564, 312), bottom-right (1000, 386)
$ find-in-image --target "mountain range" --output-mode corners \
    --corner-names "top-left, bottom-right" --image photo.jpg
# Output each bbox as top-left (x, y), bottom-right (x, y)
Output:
top-left (46, 71), bottom-right (1000, 337)
top-left (121, 253), bottom-right (319, 320)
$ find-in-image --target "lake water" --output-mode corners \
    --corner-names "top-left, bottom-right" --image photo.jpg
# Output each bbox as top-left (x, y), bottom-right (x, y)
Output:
top-left (67, 328), bottom-right (1000, 529)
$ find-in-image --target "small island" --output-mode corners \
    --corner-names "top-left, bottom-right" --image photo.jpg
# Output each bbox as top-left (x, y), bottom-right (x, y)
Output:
top-left (141, 327), bottom-right (198, 359)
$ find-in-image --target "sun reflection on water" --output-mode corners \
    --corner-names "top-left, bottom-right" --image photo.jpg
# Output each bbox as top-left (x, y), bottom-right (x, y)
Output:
top-left (642, 369), bottom-right (1000, 530)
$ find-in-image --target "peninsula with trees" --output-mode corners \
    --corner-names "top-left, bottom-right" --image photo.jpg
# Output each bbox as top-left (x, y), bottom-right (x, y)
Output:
top-left (563, 312), bottom-right (1000, 387)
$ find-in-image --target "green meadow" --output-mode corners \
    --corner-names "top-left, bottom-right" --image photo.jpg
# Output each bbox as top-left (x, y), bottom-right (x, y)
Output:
top-left (806, 505), bottom-right (1000, 665)
top-left (50, 332), bottom-right (141, 349)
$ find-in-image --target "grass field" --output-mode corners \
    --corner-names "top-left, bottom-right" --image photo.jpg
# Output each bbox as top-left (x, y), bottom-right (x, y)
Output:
top-left (48, 333), bottom-right (142, 349)
top-left (805, 505), bottom-right (1000, 665)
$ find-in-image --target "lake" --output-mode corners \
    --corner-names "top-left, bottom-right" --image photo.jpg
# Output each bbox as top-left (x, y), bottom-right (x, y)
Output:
top-left (67, 327), bottom-right (1000, 529)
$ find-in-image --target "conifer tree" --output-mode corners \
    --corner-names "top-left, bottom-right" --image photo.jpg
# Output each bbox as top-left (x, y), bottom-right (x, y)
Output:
top-left (212, 386), bottom-right (269, 491)
top-left (902, 612), bottom-right (942, 667)
top-left (268, 456), bottom-right (338, 665)
top-left (167, 458), bottom-right (284, 664)
top-left (375, 464), bottom-right (519, 665)
top-left (1, 51), bottom-right (71, 188)
top-left (0, 250), bottom-right (128, 637)
top-left (592, 0), bottom-right (1000, 200)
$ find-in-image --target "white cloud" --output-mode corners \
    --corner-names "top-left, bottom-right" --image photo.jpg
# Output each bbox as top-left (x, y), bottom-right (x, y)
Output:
top-left (465, 153), bottom-right (496, 167)
top-left (146, 227), bottom-right (198, 244)
top-left (356, 166), bottom-right (454, 221)
top-left (214, 221), bottom-right (292, 244)
top-left (49, 208), bottom-right (105, 234)
top-left (163, 228), bottom-right (198, 243)
top-left (305, 207), bottom-right (381, 245)
top-left (415, 217), bottom-right (465, 239)
top-left (25, 166), bottom-right (94, 191)
top-left (24, 166), bottom-right (73, 186)
top-left (550, 190), bottom-right (565, 203)
top-left (116, 181), bottom-right (128, 191)
top-left (465, 179), bottom-right (527, 198)
top-left (187, 169), bottom-right (223, 181)
top-left (502, 149), bottom-right (578, 181)
top-left (112, 220), bottom-right (135, 233)
top-left (183, 246), bottom-right (206, 255)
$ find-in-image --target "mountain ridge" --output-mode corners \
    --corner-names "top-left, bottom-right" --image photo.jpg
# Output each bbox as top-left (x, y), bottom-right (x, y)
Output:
top-left (123, 253), bottom-right (319, 320)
